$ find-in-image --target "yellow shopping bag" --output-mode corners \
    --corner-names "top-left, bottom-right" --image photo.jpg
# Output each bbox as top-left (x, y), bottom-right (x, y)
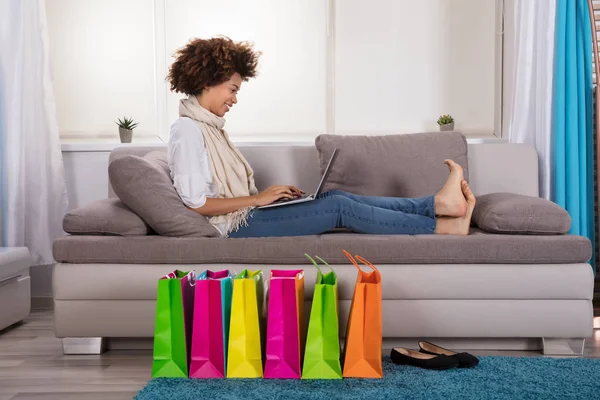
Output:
top-left (226, 269), bottom-right (264, 378)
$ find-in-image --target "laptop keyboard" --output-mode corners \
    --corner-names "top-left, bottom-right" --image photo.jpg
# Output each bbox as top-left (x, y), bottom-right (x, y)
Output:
top-left (274, 194), bottom-right (309, 204)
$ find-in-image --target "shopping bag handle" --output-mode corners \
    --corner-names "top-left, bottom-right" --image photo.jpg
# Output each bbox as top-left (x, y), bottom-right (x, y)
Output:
top-left (315, 256), bottom-right (334, 272)
top-left (304, 253), bottom-right (334, 274)
top-left (172, 269), bottom-right (197, 285)
top-left (262, 278), bottom-right (269, 319)
top-left (343, 250), bottom-right (380, 274)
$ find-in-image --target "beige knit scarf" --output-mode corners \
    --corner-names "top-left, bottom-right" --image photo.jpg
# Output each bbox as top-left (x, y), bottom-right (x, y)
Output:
top-left (179, 95), bottom-right (258, 236)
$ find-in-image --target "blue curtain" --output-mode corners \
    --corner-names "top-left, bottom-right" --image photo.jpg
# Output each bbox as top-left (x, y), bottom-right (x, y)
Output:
top-left (553, 0), bottom-right (595, 271)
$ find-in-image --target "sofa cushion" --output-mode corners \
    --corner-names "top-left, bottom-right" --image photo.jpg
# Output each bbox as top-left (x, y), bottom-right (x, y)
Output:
top-left (108, 153), bottom-right (220, 237)
top-left (315, 132), bottom-right (469, 197)
top-left (143, 150), bottom-right (169, 167)
top-left (63, 198), bottom-right (151, 236)
top-left (53, 228), bottom-right (591, 265)
top-left (473, 193), bottom-right (572, 234)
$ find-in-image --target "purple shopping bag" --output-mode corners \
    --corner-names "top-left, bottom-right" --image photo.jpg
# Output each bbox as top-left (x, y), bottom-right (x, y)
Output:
top-left (264, 269), bottom-right (305, 379)
top-left (189, 270), bottom-right (233, 379)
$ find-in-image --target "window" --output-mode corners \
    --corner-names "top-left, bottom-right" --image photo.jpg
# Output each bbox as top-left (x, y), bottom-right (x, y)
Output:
top-left (47, 0), bottom-right (502, 142)
top-left (47, 0), bottom-right (157, 141)
top-left (335, 0), bottom-right (497, 136)
top-left (162, 0), bottom-right (327, 141)
top-left (593, 0), bottom-right (600, 84)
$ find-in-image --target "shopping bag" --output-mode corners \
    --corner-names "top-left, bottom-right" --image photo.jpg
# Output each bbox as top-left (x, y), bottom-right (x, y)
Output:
top-left (151, 269), bottom-right (195, 378)
top-left (264, 269), bottom-right (305, 379)
top-left (342, 250), bottom-right (383, 378)
top-left (189, 270), bottom-right (233, 378)
top-left (302, 254), bottom-right (342, 380)
top-left (226, 269), bottom-right (264, 378)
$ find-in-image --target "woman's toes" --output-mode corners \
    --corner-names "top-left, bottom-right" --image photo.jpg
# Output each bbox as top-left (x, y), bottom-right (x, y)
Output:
top-left (461, 180), bottom-right (476, 207)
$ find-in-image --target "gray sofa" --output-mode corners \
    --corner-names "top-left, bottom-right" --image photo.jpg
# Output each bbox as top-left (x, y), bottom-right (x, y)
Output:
top-left (52, 138), bottom-right (594, 355)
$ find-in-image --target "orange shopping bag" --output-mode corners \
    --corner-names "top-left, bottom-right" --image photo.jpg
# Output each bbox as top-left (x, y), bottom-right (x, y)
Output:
top-left (342, 250), bottom-right (383, 378)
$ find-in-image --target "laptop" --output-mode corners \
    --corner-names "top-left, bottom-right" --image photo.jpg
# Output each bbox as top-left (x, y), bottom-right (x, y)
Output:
top-left (257, 148), bottom-right (339, 209)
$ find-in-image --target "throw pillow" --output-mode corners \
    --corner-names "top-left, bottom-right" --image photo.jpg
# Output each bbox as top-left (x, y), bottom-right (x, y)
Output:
top-left (108, 153), bottom-right (220, 237)
top-left (472, 192), bottom-right (572, 234)
top-left (315, 132), bottom-right (469, 198)
top-left (63, 198), bottom-right (151, 236)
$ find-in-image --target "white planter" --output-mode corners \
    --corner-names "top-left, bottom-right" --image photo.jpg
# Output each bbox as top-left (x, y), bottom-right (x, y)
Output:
top-left (439, 122), bottom-right (454, 131)
top-left (119, 127), bottom-right (133, 143)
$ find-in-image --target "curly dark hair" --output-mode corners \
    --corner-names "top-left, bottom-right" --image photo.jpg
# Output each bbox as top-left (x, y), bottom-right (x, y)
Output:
top-left (167, 37), bottom-right (261, 95)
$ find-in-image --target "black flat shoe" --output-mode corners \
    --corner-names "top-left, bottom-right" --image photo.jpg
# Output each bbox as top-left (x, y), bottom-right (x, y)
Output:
top-left (418, 341), bottom-right (480, 368)
top-left (390, 347), bottom-right (459, 370)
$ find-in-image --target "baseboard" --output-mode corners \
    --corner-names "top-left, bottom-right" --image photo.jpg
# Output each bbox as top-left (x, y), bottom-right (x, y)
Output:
top-left (31, 296), bottom-right (54, 310)
top-left (95, 337), bottom-right (544, 352)
top-left (99, 337), bottom-right (545, 352)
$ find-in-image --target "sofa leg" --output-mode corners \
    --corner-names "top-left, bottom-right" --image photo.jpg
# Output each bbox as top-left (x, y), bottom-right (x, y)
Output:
top-left (62, 337), bottom-right (105, 355)
top-left (542, 338), bottom-right (585, 356)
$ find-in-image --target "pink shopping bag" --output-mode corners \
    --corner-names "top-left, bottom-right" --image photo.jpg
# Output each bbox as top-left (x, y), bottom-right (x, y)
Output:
top-left (264, 269), bottom-right (304, 379)
top-left (189, 270), bottom-right (233, 379)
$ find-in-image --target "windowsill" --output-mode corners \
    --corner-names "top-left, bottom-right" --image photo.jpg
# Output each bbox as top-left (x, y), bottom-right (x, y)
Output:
top-left (59, 135), bottom-right (164, 152)
top-left (61, 141), bottom-right (163, 152)
top-left (59, 137), bottom-right (319, 152)
top-left (60, 133), bottom-right (506, 152)
top-left (465, 136), bottom-right (507, 144)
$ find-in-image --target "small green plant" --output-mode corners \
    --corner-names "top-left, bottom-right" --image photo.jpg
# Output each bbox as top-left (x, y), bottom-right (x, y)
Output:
top-left (437, 114), bottom-right (454, 125)
top-left (115, 117), bottom-right (139, 130)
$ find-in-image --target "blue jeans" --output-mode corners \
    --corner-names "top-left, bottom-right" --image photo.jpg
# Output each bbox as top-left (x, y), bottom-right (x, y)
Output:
top-left (228, 190), bottom-right (436, 238)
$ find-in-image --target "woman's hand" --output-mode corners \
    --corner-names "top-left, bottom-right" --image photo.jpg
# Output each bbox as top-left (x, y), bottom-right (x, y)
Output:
top-left (253, 185), bottom-right (305, 207)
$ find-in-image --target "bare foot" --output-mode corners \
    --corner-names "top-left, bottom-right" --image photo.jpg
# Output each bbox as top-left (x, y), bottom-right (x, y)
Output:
top-left (434, 159), bottom-right (468, 217)
top-left (435, 180), bottom-right (476, 235)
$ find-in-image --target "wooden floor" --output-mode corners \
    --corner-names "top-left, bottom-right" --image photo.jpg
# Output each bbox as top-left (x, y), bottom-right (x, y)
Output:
top-left (1, 311), bottom-right (600, 400)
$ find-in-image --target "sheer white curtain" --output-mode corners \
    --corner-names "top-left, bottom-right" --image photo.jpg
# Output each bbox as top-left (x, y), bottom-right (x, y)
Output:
top-left (506, 0), bottom-right (556, 200)
top-left (0, 0), bottom-right (68, 265)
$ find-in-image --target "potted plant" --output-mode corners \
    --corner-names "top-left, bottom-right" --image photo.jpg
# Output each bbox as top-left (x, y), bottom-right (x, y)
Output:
top-left (115, 117), bottom-right (139, 143)
top-left (437, 114), bottom-right (454, 131)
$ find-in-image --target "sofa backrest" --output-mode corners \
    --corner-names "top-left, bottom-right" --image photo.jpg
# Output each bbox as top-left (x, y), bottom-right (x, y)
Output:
top-left (108, 142), bottom-right (538, 199)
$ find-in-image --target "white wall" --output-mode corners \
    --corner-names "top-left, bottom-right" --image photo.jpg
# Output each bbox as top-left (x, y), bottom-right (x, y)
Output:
top-left (46, 0), bottom-right (498, 141)
top-left (502, 0), bottom-right (515, 138)
top-left (63, 152), bottom-right (111, 209)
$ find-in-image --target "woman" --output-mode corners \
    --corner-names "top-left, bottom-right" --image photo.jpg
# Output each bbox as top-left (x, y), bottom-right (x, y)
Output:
top-left (167, 37), bottom-right (475, 238)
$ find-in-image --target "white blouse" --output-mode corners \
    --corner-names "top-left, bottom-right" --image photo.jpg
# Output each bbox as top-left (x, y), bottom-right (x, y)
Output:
top-left (167, 117), bottom-right (217, 209)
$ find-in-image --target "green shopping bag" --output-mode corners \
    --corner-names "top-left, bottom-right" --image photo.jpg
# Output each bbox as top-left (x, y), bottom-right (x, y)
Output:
top-left (152, 269), bottom-right (195, 378)
top-left (302, 255), bottom-right (342, 379)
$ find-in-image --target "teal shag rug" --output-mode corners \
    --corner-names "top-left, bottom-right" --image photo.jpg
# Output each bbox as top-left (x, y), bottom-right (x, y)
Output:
top-left (134, 356), bottom-right (600, 400)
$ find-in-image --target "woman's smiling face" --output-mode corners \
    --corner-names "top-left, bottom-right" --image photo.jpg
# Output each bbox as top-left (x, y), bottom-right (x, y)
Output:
top-left (198, 72), bottom-right (242, 117)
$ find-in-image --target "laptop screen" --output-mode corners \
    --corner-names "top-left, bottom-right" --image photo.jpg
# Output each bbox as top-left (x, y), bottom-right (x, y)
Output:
top-left (313, 148), bottom-right (339, 197)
